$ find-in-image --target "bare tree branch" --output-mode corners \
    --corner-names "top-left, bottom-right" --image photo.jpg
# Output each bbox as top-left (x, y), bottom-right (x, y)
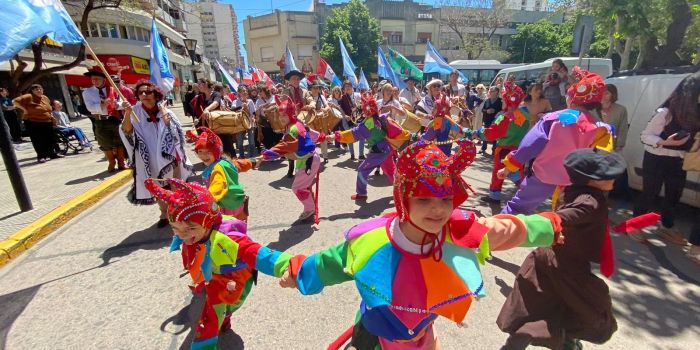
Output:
top-left (438, 0), bottom-right (511, 59)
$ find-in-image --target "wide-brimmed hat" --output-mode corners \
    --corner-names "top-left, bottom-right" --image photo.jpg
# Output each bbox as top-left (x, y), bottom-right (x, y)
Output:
top-left (425, 78), bottom-right (443, 88)
top-left (284, 69), bottom-right (305, 80)
top-left (83, 70), bottom-right (106, 79)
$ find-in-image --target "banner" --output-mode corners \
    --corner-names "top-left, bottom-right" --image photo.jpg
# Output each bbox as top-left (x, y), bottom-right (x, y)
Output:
top-left (388, 48), bottom-right (423, 81)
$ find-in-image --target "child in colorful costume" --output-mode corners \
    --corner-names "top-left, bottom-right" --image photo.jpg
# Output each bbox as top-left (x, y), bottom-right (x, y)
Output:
top-left (271, 139), bottom-right (564, 349)
top-left (475, 82), bottom-right (530, 203)
top-left (497, 68), bottom-right (614, 214)
top-left (334, 93), bottom-right (410, 201)
top-left (497, 148), bottom-right (627, 350)
top-left (188, 127), bottom-right (257, 221)
top-left (420, 92), bottom-right (471, 155)
top-left (143, 178), bottom-right (292, 350)
top-left (259, 96), bottom-right (323, 221)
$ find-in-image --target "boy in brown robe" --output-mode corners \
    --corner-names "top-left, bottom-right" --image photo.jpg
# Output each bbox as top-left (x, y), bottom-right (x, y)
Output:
top-left (497, 148), bottom-right (627, 350)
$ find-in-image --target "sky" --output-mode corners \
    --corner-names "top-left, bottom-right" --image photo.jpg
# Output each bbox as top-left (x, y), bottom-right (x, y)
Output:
top-left (219, 0), bottom-right (440, 66)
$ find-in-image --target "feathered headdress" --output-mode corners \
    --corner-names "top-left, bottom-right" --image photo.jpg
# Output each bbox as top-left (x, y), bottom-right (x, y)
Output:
top-left (361, 92), bottom-right (378, 117)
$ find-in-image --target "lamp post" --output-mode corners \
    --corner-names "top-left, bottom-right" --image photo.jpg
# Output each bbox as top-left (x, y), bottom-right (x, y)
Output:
top-left (183, 38), bottom-right (198, 81)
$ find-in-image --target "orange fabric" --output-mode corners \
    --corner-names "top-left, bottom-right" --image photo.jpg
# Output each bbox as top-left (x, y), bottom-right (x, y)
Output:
top-left (206, 268), bottom-right (253, 305)
top-left (232, 159), bottom-right (254, 172)
top-left (420, 258), bottom-right (471, 323)
top-left (478, 214), bottom-right (528, 251)
top-left (14, 94), bottom-right (53, 123)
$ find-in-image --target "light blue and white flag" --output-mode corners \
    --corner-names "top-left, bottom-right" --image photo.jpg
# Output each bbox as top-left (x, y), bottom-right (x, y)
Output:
top-left (0, 0), bottom-right (84, 62)
top-left (149, 19), bottom-right (175, 93)
top-left (339, 37), bottom-right (358, 87)
top-left (284, 44), bottom-right (299, 75)
top-left (423, 40), bottom-right (467, 83)
top-left (215, 59), bottom-right (239, 92)
top-left (377, 46), bottom-right (406, 89)
top-left (357, 68), bottom-right (370, 91)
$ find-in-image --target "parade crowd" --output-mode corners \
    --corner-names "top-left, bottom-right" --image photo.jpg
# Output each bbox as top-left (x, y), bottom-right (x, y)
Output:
top-left (4, 58), bottom-right (700, 350)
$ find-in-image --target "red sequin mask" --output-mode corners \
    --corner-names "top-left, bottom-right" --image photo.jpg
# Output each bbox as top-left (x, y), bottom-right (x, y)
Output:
top-left (502, 81), bottom-right (525, 110)
top-left (193, 127), bottom-right (222, 160)
top-left (361, 92), bottom-right (378, 117)
top-left (433, 93), bottom-right (450, 118)
top-left (144, 178), bottom-right (222, 229)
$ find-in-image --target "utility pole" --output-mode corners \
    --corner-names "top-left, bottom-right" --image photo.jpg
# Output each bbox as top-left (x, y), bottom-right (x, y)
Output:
top-left (0, 108), bottom-right (32, 212)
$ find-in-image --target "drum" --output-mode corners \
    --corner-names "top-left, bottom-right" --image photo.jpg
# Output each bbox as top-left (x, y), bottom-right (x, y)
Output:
top-left (264, 104), bottom-right (286, 133)
top-left (209, 110), bottom-right (250, 135)
top-left (400, 111), bottom-right (422, 133)
top-left (304, 109), bottom-right (342, 133)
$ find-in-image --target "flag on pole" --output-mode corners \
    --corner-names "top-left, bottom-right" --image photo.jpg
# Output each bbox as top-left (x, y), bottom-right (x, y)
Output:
top-left (255, 68), bottom-right (274, 88)
top-left (423, 40), bottom-right (467, 83)
top-left (316, 58), bottom-right (342, 87)
top-left (284, 44), bottom-right (299, 75)
top-left (357, 68), bottom-right (370, 91)
top-left (338, 37), bottom-right (358, 87)
top-left (242, 68), bottom-right (254, 85)
top-left (0, 0), bottom-right (84, 62)
top-left (149, 19), bottom-right (175, 93)
top-left (377, 46), bottom-right (406, 89)
top-left (388, 48), bottom-right (423, 80)
top-left (215, 60), bottom-right (238, 92)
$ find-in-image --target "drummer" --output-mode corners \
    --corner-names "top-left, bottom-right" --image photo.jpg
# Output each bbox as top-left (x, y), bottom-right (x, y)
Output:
top-left (305, 79), bottom-right (332, 164)
top-left (399, 76), bottom-right (422, 110)
top-left (376, 82), bottom-right (407, 124)
top-left (393, 86), bottom-right (413, 113)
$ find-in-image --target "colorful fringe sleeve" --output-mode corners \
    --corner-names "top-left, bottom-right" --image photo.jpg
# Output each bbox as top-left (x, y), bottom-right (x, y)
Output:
top-left (228, 235), bottom-right (293, 278)
top-left (232, 159), bottom-right (255, 172)
top-left (263, 133), bottom-right (299, 161)
top-left (385, 117), bottom-right (409, 140)
top-left (290, 242), bottom-right (353, 295)
top-left (478, 213), bottom-right (556, 251)
top-left (208, 163), bottom-right (229, 202)
top-left (502, 118), bottom-right (553, 172)
top-left (479, 115), bottom-right (510, 142)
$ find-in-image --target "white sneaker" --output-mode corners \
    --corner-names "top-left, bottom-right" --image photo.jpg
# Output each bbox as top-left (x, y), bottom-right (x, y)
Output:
top-left (298, 210), bottom-right (315, 221)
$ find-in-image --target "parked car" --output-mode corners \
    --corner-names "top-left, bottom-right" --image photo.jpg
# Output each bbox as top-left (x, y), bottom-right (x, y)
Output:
top-left (606, 66), bottom-right (700, 208)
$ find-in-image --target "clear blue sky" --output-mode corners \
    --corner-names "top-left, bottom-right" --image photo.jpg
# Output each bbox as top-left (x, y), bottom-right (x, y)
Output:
top-left (220, 0), bottom-right (439, 66)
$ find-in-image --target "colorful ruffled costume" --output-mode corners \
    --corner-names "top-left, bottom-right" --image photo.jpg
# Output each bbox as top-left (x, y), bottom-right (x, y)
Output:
top-left (188, 128), bottom-right (256, 220)
top-left (335, 93), bottom-right (410, 198)
top-left (144, 178), bottom-right (292, 350)
top-left (475, 82), bottom-right (530, 201)
top-left (261, 96), bottom-right (324, 218)
top-left (257, 140), bottom-right (563, 349)
top-left (501, 68), bottom-right (614, 214)
top-left (420, 93), bottom-right (470, 155)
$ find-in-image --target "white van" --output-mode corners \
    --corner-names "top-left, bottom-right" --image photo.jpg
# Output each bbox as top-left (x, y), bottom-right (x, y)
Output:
top-left (491, 57), bottom-right (613, 88)
top-left (449, 60), bottom-right (523, 85)
top-left (606, 68), bottom-right (700, 208)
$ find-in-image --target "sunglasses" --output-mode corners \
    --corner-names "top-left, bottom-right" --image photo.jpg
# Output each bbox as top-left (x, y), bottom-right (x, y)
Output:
top-left (138, 90), bottom-right (155, 95)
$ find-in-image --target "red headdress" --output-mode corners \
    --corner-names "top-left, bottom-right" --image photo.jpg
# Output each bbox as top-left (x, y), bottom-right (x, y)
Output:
top-left (361, 92), bottom-right (378, 117)
top-left (502, 81), bottom-right (525, 109)
top-left (433, 93), bottom-right (451, 118)
top-left (276, 95), bottom-right (298, 124)
top-left (192, 127), bottom-right (222, 160)
top-left (566, 67), bottom-right (605, 106)
top-left (144, 178), bottom-right (222, 229)
top-left (394, 139), bottom-right (477, 222)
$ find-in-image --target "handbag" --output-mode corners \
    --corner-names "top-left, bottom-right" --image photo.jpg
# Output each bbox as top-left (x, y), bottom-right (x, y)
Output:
top-left (682, 132), bottom-right (700, 171)
top-left (208, 110), bottom-right (250, 135)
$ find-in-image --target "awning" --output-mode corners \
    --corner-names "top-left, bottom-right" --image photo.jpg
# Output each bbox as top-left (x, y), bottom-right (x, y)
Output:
top-left (65, 72), bottom-right (150, 87)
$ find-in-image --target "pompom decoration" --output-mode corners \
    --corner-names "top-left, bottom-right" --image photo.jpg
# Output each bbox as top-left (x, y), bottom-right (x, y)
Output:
top-left (361, 92), bottom-right (379, 117)
top-left (433, 93), bottom-right (451, 118)
top-left (144, 178), bottom-right (222, 229)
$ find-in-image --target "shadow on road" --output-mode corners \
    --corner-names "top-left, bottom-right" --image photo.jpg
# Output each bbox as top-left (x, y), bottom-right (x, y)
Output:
top-left (65, 171), bottom-right (112, 185)
top-left (99, 222), bottom-right (173, 266)
top-left (488, 256), bottom-right (521, 276)
top-left (267, 223), bottom-right (318, 252)
top-left (323, 196), bottom-right (394, 222)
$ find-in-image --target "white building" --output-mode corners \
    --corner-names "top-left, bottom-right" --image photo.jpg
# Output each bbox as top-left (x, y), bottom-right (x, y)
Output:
top-left (184, 0), bottom-right (243, 71)
top-left (505, 0), bottom-right (548, 12)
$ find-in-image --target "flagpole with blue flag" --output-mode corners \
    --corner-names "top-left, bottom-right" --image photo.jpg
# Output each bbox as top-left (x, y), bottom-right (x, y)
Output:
top-left (284, 44), bottom-right (299, 76)
top-left (377, 46), bottom-right (406, 89)
top-left (338, 37), bottom-right (358, 87)
top-left (216, 60), bottom-right (239, 92)
top-left (357, 68), bottom-right (370, 91)
top-left (149, 18), bottom-right (175, 93)
top-left (423, 40), bottom-right (468, 83)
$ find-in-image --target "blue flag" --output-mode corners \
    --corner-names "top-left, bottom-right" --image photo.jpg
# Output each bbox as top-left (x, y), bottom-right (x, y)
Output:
top-left (150, 19), bottom-right (175, 93)
top-left (377, 46), bottom-right (406, 89)
top-left (358, 68), bottom-right (370, 91)
top-left (423, 40), bottom-right (467, 83)
top-left (0, 0), bottom-right (84, 62)
top-left (284, 45), bottom-right (299, 75)
top-left (338, 37), bottom-right (358, 87)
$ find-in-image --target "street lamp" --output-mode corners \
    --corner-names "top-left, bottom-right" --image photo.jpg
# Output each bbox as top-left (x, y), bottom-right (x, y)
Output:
top-left (183, 38), bottom-right (198, 81)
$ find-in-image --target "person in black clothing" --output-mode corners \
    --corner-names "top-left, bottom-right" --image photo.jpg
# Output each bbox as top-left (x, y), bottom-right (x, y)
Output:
top-left (0, 87), bottom-right (22, 143)
top-left (198, 79), bottom-right (237, 158)
top-left (480, 86), bottom-right (502, 155)
top-left (183, 84), bottom-right (197, 124)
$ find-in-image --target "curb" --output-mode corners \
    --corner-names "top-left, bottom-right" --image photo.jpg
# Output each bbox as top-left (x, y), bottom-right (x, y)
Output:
top-left (0, 170), bottom-right (133, 267)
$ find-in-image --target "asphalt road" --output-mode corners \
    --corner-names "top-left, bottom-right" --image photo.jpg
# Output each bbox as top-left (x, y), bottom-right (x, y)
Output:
top-left (1, 132), bottom-right (698, 349)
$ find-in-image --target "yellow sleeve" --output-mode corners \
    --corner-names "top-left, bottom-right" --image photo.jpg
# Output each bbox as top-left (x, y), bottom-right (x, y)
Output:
top-left (592, 127), bottom-right (614, 152)
top-left (208, 163), bottom-right (229, 202)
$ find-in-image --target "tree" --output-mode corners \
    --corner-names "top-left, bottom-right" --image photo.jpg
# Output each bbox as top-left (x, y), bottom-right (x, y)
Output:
top-left (438, 0), bottom-right (512, 60)
top-left (319, 0), bottom-right (382, 77)
top-left (6, 0), bottom-right (145, 97)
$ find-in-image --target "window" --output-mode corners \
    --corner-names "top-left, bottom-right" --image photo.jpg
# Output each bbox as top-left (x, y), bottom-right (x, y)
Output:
top-left (99, 23), bottom-right (109, 37)
top-left (390, 33), bottom-right (402, 44)
top-left (298, 44), bottom-right (313, 58)
top-left (108, 24), bottom-right (119, 38)
top-left (127, 26), bottom-right (137, 40)
top-left (417, 32), bottom-right (431, 44)
top-left (89, 23), bottom-right (99, 37)
top-left (119, 25), bottom-right (127, 39)
top-left (260, 46), bottom-right (274, 62)
top-left (137, 27), bottom-right (146, 42)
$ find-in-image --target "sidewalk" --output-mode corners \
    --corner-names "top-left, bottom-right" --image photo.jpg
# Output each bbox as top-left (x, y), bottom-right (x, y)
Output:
top-left (0, 104), bottom-right (187, 243)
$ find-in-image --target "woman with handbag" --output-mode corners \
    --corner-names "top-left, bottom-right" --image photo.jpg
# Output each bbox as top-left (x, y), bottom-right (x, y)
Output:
top-left (632, 73), bottom-right (700, 246)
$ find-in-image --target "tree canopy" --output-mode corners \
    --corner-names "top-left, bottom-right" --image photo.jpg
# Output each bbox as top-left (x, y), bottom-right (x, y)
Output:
top-left (319, 0), bottom-right (382, 78)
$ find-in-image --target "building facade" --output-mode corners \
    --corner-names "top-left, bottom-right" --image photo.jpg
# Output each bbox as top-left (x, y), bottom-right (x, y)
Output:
top-left (243, 10), bottom-right (320, 78)
top-left (184, 0), bottom-right (243, 72)
top-left (505, 0), bottom-right (548, 12)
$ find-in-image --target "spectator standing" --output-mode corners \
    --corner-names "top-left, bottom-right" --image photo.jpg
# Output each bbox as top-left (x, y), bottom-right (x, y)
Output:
top-left (543, 59), bottom-right (569, 111)
top-left (13, 84), bottom-right (61, 163)
top-left (183, 85), bottom-right (197, 123)
top-left (480, 86), bottom-right (502, 155)
top-left (522, 83), bottom-right (552, 126)
top-left (601, 84), bottom-right (629, 152)
top-left (1, 87), bottom-right (23, 143)
top-left (231, 85), bottom-right (257, 158)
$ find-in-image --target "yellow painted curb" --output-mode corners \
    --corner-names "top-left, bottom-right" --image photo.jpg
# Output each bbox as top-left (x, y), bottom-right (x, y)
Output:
top-left (0, 170), bottom-right (133, 267)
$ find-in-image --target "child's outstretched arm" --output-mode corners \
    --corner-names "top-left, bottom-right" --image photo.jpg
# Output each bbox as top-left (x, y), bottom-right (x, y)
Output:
top-left (477, 212), bottom-right (562, 252)
top-left (280, 242), bottom-right (354, 295)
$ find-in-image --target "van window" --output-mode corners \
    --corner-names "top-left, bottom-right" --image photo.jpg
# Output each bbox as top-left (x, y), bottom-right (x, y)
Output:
top-left (493, 73), bottom-right (506, 86)
top-left (480, 69), bottom-right (497, 85)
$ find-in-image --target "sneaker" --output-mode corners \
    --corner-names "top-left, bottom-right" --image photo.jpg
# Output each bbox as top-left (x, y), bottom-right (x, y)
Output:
top-left (37, 158), bottom-right (46, 164)
top-left (298, 210), bottom-right (315, 221)
top-left (657, 227), bottom-right (689, 246)
top-left (351, 194), bottom-right (368, 201)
